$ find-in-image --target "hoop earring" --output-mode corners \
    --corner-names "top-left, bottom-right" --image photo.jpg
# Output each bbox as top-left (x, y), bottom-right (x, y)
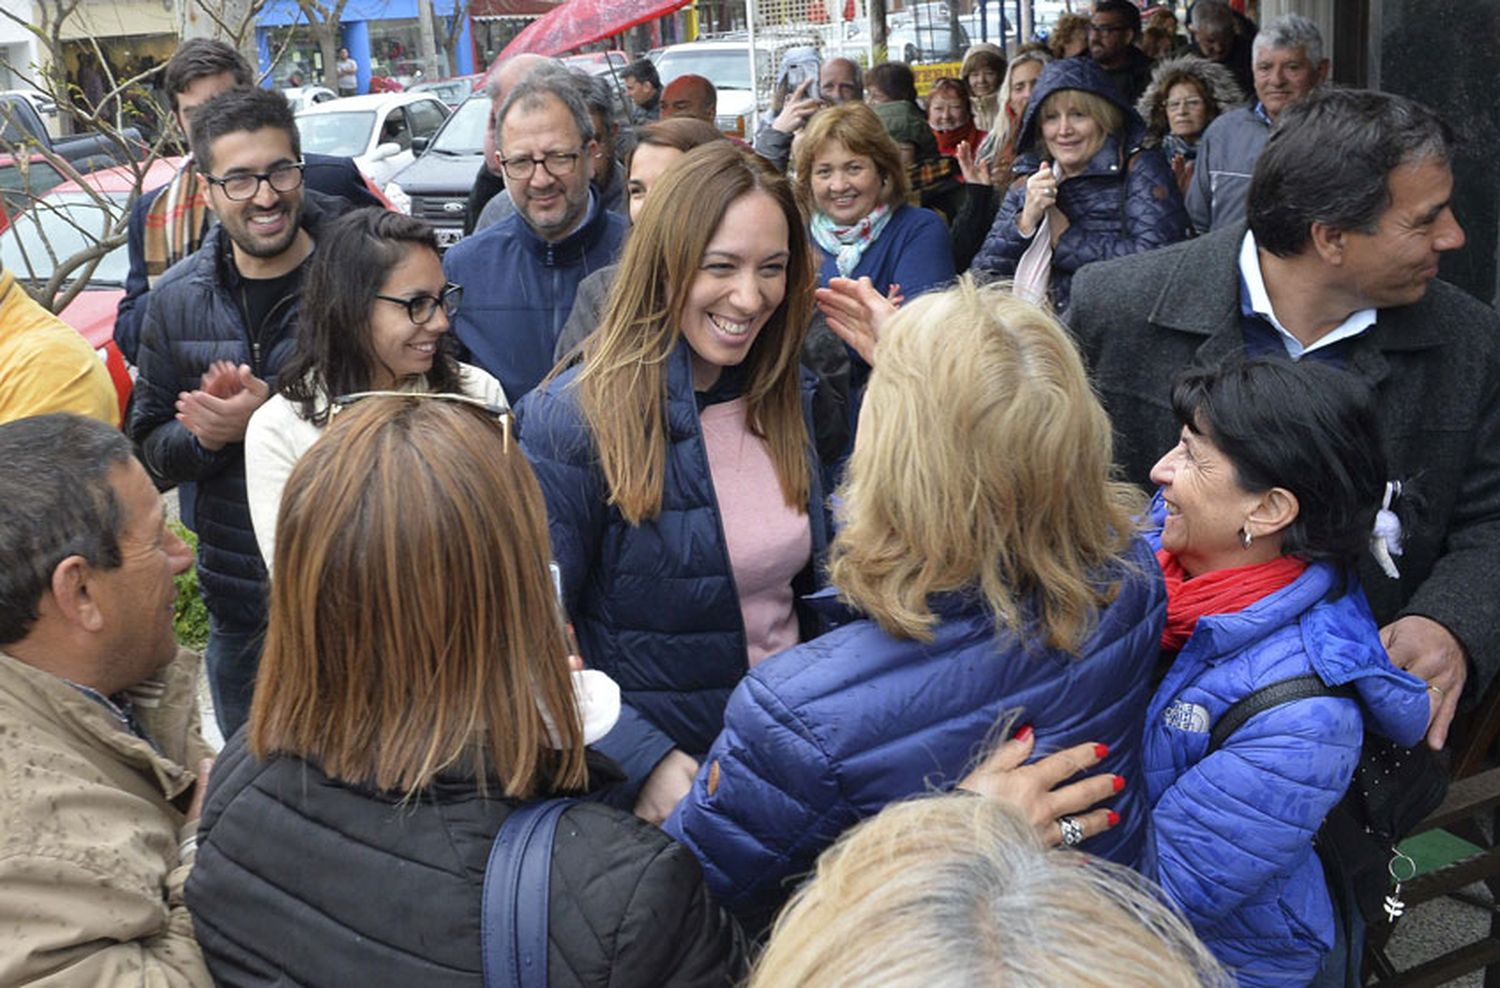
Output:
top-left (1240, 526), bottom-right (1254, 550)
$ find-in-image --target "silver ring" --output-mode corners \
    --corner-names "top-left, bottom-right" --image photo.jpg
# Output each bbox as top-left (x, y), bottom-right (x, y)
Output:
top-left (1428, 684), bottom-right (1444, 697)
top-left (1058, 816), bottom-right (1085, 847)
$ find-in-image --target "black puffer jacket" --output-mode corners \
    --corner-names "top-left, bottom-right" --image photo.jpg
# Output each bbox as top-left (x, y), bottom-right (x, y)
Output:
top-left (128, 192), bottom-right (346, 629)
top-left (186, 731), bottom-right (747, 987)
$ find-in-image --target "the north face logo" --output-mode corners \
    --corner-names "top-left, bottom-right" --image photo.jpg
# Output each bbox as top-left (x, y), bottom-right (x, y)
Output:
top-left (1163, 699), bottom-right (1210, 733)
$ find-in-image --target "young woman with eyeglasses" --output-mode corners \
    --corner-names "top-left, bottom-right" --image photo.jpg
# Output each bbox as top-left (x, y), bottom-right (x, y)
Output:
top-left (244, 207), bottom-right (506, 567)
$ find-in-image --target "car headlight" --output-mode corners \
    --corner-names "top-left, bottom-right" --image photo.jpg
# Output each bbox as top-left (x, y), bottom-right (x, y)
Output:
top-left (383, 181), bottom-right (411, 214)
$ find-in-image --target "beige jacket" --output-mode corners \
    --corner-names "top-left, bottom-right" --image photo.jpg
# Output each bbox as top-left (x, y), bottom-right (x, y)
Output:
top-left (0, 647), bottom-right (215, 986)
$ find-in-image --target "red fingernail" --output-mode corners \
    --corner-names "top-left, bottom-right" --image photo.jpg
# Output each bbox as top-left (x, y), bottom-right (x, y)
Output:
top-left (1094, 743), bottom-right (1109, 759)
top-left (1107, 810), bottom-right (1121, 827)
top-left (1113, 774), bottom-right (1126, 792)
top-left (1014, 724), bottom-right (1033, 742)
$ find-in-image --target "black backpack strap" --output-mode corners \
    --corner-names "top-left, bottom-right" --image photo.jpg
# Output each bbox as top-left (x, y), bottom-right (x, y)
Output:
top-left (481, 798), bottom-right (576, 988)
top-left (1206, 674), bottom-right (1357, 756)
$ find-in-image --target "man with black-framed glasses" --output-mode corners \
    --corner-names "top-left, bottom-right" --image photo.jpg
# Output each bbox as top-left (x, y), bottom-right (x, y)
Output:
top-left (443, 68), bottom-right (627, 401)
top-left (128, 86), bottom-right (356, 738)
top-left (1088, 0), bottom-right (1156, 104)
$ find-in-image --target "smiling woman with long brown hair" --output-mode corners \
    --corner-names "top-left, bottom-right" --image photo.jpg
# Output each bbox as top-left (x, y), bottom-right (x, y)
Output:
top-left (517, 142), bottom-right (832, 825)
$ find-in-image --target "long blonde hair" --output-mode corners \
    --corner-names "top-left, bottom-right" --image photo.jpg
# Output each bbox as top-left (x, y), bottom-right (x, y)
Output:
top-left (574, 142), bottom-right (815, 524)
top-left (749, 796), bottom-right (1229, 988)
top-left (829, 277), bottom-right (1141, 650)
top-left (249, 397), bottom-right (587, 800)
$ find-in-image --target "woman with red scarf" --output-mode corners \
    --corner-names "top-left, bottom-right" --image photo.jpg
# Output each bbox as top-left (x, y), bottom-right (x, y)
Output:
top-left (1141, 357), bottom-right (1431, 988)
top-left (926, 78), bottom-right (986, 162)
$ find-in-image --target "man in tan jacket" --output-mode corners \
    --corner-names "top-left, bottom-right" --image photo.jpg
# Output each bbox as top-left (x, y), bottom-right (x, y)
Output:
top-left (0, 413), bottom-right (215, 985)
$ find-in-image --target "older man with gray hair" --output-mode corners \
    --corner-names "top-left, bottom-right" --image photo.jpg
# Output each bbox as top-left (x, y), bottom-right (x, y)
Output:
top-left (1186, 13), bottom-right (1328, 232)
top-left (0, 413), bottom-right (215, 985)
top-left (444, 67), bottom-right (627, 401)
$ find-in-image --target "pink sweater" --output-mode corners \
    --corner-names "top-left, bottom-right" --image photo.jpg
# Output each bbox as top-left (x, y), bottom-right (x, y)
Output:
top-left (699, 397), bottom-right (812, 667)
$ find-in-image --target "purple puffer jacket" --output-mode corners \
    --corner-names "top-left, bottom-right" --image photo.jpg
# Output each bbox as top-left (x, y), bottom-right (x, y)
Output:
top-left (972, 57), bottom-right (1189, 314)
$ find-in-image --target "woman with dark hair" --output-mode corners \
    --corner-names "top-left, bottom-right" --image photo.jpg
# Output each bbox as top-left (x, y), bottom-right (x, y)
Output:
top-left (971, 57), bottom-right (1189, 313)
top-left (517, 143), bottom-right (831, 824)
top-left (1136, 55), bottom-right (1243, 196)
top-left (1143, 357), bottom-right (1430, 987)
top-left (244, 208), bottom-right (505, 566)
top-left (188, 396), bottom-right (747, 985)
top-left (865, 61), bottom-right (919, 106)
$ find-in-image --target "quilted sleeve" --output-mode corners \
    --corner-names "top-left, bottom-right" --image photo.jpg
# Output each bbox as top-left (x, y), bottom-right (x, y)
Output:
top-left (664, 673), bottom-right (856, 931)
top-left (1151, 695), bottom-right (1362, 928)
top-left (128, 291), bottom-right (230, 485)
top-left (970, 180), bottom-right (1031, 276)
top-left (1051, 149), bottom-right (1190, 275)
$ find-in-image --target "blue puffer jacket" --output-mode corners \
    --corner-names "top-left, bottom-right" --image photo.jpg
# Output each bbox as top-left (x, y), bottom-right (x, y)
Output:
top-left (1143, 529), bottom-right (1429, 986)
top-left (128, 191), bottom-right (346, 630)
top-left (665, 535), bottom-right (1166, 930)
top-left (443, 192), bottom-right (626, 403)
top-left (972, 57), bottom-right (1189, 314)
top-left (516, 344), bottom-right (830, 803)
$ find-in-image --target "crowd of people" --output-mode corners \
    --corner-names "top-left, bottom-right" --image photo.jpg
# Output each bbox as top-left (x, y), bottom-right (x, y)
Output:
top-left (0, 3), bottom-right (1497, 986)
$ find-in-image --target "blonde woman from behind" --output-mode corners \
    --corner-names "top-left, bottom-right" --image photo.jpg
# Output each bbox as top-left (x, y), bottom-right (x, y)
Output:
top-left (749, 795), bottom-right (1230, 988)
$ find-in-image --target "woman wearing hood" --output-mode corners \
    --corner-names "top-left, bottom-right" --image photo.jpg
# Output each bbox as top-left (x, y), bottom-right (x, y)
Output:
top-left (959, 43), bottom-right (1006, 131)
top-left (1136, 55), bottom-right (1245, 198)
top-left (971, 58), bottom-right (1189, 314)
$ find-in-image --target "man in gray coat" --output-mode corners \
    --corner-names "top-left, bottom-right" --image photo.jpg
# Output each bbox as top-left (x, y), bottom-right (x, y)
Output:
top-left (1185, 13), bottom-right (1327, 232)
top-left (1070, 89), bottom-right (1498, 752)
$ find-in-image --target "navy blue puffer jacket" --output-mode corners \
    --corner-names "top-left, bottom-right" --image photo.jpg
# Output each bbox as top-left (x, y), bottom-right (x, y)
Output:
top-left (665, 535), bottom-right (1166, 930)
top-left (516, 343), bottom-right (830, 803)
top-left (972, 58), bottom-right (1189, 313)
top-left (128, 191), bottom-right (346, 629)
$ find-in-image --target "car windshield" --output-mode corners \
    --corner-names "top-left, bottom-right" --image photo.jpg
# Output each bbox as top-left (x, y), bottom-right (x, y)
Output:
top-left (430, 96), bottom-right (489, 154)
top-left (297, 110), bottom-right (376, 156)
top-left (0, 158), bottom-right (69, 215)
top-left (656, 50), bottom-right (753, 91)
top-left (0, 191), bottom-right (128, 288)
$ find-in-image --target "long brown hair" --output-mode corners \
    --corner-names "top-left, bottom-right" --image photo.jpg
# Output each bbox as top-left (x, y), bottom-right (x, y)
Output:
top-left (573, 142), bottom-right (814, 524)
top-left (248, 396), bottom-right (587, 799)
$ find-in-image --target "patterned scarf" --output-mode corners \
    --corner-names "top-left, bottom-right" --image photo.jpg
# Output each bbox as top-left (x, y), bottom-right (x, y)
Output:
top-left (1156, 549), bottom-right (1309, 652)
top-left (143, 158), bottom-right (210, 284)
top-left (809, 203), bottom-right (894, 279)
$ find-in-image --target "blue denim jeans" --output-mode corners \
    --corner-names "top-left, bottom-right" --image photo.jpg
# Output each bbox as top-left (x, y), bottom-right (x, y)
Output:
top-left (204, 615), bottom-right (265, 739)
top-left (1307, 900), bottom-right (1365, 988)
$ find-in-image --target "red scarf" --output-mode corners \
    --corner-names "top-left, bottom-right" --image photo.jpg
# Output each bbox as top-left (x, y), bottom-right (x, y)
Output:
top-left (933, 122), bottom-right (986, 162)
top-left (1157, 550), bottom-right (1309, 652)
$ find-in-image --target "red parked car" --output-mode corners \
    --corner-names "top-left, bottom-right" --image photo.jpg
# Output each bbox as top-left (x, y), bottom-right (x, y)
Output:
top-left (0, 155), bottom-right (184, 421)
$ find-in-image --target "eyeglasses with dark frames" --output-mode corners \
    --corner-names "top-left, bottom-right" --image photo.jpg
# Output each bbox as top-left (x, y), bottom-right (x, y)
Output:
top-left (201, 161), bottom-right (306, 201)
top-left (330, 390), bottom-right (513, 450)
top-left (373, 283), bottom-right (464, 324)
top-left (497, 149), bottom-right (584, 182)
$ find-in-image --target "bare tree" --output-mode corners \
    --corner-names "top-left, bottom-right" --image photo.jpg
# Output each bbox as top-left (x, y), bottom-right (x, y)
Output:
top-left (0, 0), bottom-right (282, 314)
top-left (295, 0), bottom-right (356, 90)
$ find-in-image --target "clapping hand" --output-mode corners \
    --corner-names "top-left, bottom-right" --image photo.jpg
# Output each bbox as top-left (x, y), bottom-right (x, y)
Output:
top-left (956, 140), bottom-right (992, 186)
top-left (176, 363), bottom-right (270, 451)
top-left (814, 276), bottom-right (900, 366)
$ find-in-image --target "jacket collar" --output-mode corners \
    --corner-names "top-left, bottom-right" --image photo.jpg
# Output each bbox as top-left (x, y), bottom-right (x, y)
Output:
top-left (511, 189), bottom-right (610, 266)
top-left (1143, 225), bottom-right (1453, 389)
top-left (0, 648), bottom-right (200, 803)
top-left (205, 187), bottom-right (340, 291)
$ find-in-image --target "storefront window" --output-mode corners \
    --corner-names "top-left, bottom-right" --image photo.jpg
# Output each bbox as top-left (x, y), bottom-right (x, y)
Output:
top-left (368, 19), bottom-right (442, 88)
top-left (263, 26), bottom-right (327, 88)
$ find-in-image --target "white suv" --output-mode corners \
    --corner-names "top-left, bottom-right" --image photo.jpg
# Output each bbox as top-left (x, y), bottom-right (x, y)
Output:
top-left (650, 41), bottom-right (773, 138)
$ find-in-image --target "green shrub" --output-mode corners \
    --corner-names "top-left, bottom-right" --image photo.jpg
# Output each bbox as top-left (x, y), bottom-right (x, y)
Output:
top-left (171, 522), bottom-right (210, 651)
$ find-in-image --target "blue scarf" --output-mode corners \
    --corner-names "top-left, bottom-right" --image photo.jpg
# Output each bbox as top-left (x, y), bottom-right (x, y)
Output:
top-left (810, 203), bottom-right (894, 278)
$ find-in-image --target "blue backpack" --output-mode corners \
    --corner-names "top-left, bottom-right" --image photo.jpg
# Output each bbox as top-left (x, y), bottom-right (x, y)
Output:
top-left (480, 798), bottom-right (576, 988)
